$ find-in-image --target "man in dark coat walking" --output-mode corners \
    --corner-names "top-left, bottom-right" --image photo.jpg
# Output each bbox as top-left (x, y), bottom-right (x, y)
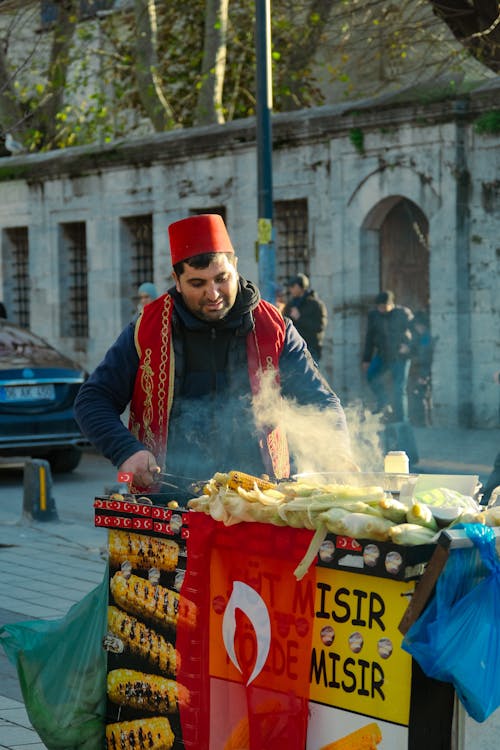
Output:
top-left (283, 274), bottom-right (328, 362)
top-left (362, 290), bottom-right (414, 423)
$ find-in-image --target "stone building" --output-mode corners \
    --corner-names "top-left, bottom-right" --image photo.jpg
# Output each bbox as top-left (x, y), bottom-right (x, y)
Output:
top-left (0, 82), bottom-right (499, 428)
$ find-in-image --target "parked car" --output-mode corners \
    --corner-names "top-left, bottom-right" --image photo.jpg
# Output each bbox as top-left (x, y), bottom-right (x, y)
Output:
top-left (0, 319), bottom-right (89, 472)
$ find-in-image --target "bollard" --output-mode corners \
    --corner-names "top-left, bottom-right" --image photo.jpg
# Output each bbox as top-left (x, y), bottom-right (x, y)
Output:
top-left (23, 458), bottom-right (59, 521)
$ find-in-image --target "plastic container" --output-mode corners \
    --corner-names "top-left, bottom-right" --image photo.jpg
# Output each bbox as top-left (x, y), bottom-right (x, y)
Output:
top-left (384, 451), bottom-right (410, 474)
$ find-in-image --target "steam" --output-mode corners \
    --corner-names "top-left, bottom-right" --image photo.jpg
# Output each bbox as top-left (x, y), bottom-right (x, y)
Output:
top-left (252, 370), bottom-right (386, 476)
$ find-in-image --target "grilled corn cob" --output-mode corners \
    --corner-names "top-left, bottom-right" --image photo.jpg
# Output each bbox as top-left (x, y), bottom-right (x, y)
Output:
top-left (107, 606), bottom-right (178, 675)
top-left (319, 722), bottom-right (382, 750)
top-left (110, 572), bottom-right (196, 630)
top-left (108, 529), bottom-right (179, 571)
top-left (227, 470), bottom-right (277, 492)
top-left (106, 717), bottom-right (174, 750)
top-left (107, 669), bottom-right (189, 713)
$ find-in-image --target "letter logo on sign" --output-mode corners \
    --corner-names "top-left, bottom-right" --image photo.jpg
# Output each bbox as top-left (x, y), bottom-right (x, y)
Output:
top-left (222, 581), bottom-right (271, 686)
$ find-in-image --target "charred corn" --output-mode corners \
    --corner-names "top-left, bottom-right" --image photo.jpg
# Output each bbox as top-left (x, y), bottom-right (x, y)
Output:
top-left (107, 606), bottom-right (178, 675)
top-left (227, 470), bottom-right (277, 492)
top-left (110, 572), bottom-right (196, 630)
top-left (106, 717), bottom-right (174, 750)
top-left (108, 529), bottom-right (179, 571)
top-left (320, 722), bottom-right (382, 750)
top-left (107, 668), bottom-right (189, 713)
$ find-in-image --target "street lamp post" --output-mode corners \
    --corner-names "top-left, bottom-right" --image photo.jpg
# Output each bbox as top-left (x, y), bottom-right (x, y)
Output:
top-left (255, 0), bottom-right (275, 303)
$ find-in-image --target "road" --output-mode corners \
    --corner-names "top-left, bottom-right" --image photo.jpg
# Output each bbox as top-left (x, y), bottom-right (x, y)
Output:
top-left (0, 449), bottom-right (118, 526)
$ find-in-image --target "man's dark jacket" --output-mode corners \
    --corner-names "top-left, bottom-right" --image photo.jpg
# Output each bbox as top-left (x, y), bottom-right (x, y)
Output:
top-left (283, 290), bottom-right (327, 361)
top-left (75, 278), bottom-right (347, 479)
top-left (362, 305), bottom-right (414, 364)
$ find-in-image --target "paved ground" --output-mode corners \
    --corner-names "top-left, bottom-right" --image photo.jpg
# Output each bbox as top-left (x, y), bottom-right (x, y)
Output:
top-left (0, 427), bottom-right (499, 748)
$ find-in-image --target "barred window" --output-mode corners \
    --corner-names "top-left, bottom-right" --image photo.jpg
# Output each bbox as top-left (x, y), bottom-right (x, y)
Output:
top-left (274, 199), bottom-right (309, 287)
top-left (121, 215), bottom-right (154, 318)
top-left (1, 227), bottom-right (30, 328)
top-left (59, 223), bottom-right (88, 339)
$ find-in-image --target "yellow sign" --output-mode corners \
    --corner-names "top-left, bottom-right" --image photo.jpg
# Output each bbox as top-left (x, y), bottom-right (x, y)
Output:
top-left (309, 567), bottom-right (414, 726)
top-left (257, 218), bottom-right (272, 244)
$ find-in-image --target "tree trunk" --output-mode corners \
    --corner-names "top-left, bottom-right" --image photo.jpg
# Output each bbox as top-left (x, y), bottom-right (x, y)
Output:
top-left (35, 0), bottom-right (79, 147)
top-left (0, 47), bottom-right (24, 134)
top-left (134, 0), bottom-right (177, 130)
top-left (194, 0), bottom-right (229, 125)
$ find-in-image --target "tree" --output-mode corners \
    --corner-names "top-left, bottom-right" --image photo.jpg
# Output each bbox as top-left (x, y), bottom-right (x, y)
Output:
top-left (134, 0), bottom-right (176, 130)
top-left (0, 1), bottom-right (79, 149)
top-left (194, 0), bottom-right (229, 125)
top-left (0, 0), bottom-right (496, 152)
top-left (427, 1), bottom-right (500, 72)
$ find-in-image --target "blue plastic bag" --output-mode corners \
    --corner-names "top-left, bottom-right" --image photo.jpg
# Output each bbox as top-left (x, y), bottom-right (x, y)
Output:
top-left (403, 524), bottom-right (500, 722)
top-left (0, 567), bottom-right (108, 749)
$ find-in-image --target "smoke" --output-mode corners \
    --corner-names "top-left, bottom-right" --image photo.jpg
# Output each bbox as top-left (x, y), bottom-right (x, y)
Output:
top-left (252, 371), bottom-right (386, 477)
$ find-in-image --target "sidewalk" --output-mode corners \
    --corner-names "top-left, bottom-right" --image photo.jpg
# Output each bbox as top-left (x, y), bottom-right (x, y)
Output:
top-left (0, 426), bottom-right (499, 748)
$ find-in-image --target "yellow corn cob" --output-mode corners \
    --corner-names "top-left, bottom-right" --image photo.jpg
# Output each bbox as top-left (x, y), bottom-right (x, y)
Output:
top-left (107, 668), bottom-right (189, 713)
top-left (227, 470), bottom-right (277, 492)
top-left (107, 606), bottom-right (178, 675)
top-left (108, 529), bottom-right (179, 571)
top-left (223, 699), bottom-right (282, 750)
top-left (110, 572), bottom-right (196, 630)
top-left (319, 722), bottom-right (382, 750)
top-left (105, 717), bottom-right (174, 750)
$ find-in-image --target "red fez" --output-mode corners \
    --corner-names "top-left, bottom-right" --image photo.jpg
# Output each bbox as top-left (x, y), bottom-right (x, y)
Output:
top-left (168, 214), bottom-right (234, 265)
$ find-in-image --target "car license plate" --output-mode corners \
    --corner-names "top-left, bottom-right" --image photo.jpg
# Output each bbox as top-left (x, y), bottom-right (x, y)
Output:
top-left (0, 384), bottom-right (56, 402)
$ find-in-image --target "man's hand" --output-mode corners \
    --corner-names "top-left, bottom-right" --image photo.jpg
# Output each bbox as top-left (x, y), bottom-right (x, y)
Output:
top-left (288, 306), bottom-right (300, 321)
top-left (119, 450), bottom-right (160, 487)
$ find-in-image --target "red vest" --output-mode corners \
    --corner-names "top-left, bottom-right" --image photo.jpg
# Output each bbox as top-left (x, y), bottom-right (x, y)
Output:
top-left (129, 294), bottom-right (290, 483)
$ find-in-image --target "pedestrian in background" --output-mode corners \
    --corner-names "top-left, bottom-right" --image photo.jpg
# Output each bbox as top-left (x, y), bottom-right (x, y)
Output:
top-left (275, 284), bottom-right (287, 315)
top-left (408, 310), bottom-right (434, 426)
top-left (283, 273), bottom-right (328, 362)
top-left (362, 290), bottom-right (414, 423)
top-left (137, 282), bottom-right (158, 311)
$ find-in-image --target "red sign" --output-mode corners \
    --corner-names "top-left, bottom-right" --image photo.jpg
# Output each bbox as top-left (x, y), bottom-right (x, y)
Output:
top-left (177, 515), bottom-right (316, 750)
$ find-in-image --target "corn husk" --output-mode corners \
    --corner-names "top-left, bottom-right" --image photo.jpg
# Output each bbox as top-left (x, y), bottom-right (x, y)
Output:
top-left (388, 523), bottom-right (437, 546)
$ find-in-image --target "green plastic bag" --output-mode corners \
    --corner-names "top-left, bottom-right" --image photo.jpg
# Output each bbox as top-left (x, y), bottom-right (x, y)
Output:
top-left (0, 567), bottom-right (108, 750)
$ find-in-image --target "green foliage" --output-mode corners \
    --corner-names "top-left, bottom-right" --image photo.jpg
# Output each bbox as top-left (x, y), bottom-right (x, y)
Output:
top-left (0, 0), bottom-right (494, 152)
top-left (349, 127), bottom-right (365, 155)
top-left (473, 111), bottom-right (500, 135)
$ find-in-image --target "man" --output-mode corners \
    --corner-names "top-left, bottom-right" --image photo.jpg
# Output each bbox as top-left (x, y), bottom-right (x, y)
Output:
top-left (75, 214), bottom-right (350, 489)
top-left (283, 273), bottom-right (328, 361)
top-left (362, 290), bottom-right (414, 423)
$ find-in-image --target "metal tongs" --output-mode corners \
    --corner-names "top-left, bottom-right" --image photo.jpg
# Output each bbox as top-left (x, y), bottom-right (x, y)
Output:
top-left (152, 471), bottom-right (207, 494)
top-left (117, 469), bottom-right (206, 495)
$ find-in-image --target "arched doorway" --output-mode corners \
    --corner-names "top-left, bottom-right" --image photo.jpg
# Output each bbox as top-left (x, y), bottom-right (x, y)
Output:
top-left (361, 196), bottom-right (432, 425)
top-left (380, 199), bottom-right (429, 313)
top-left (362, 196), bottom-right (429, 313)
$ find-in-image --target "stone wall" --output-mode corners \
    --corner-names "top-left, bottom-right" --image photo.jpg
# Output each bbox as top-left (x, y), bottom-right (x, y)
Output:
top-left (0, 85), bottom-right (499, 427)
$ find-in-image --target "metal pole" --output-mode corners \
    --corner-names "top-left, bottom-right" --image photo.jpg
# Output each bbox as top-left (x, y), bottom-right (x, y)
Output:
top-left (255, 0), bottom-right (275, 303)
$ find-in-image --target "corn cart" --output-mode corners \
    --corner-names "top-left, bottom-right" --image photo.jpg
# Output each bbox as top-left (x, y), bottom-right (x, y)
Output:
top-left (94, 470), bottom-right (497, 750)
